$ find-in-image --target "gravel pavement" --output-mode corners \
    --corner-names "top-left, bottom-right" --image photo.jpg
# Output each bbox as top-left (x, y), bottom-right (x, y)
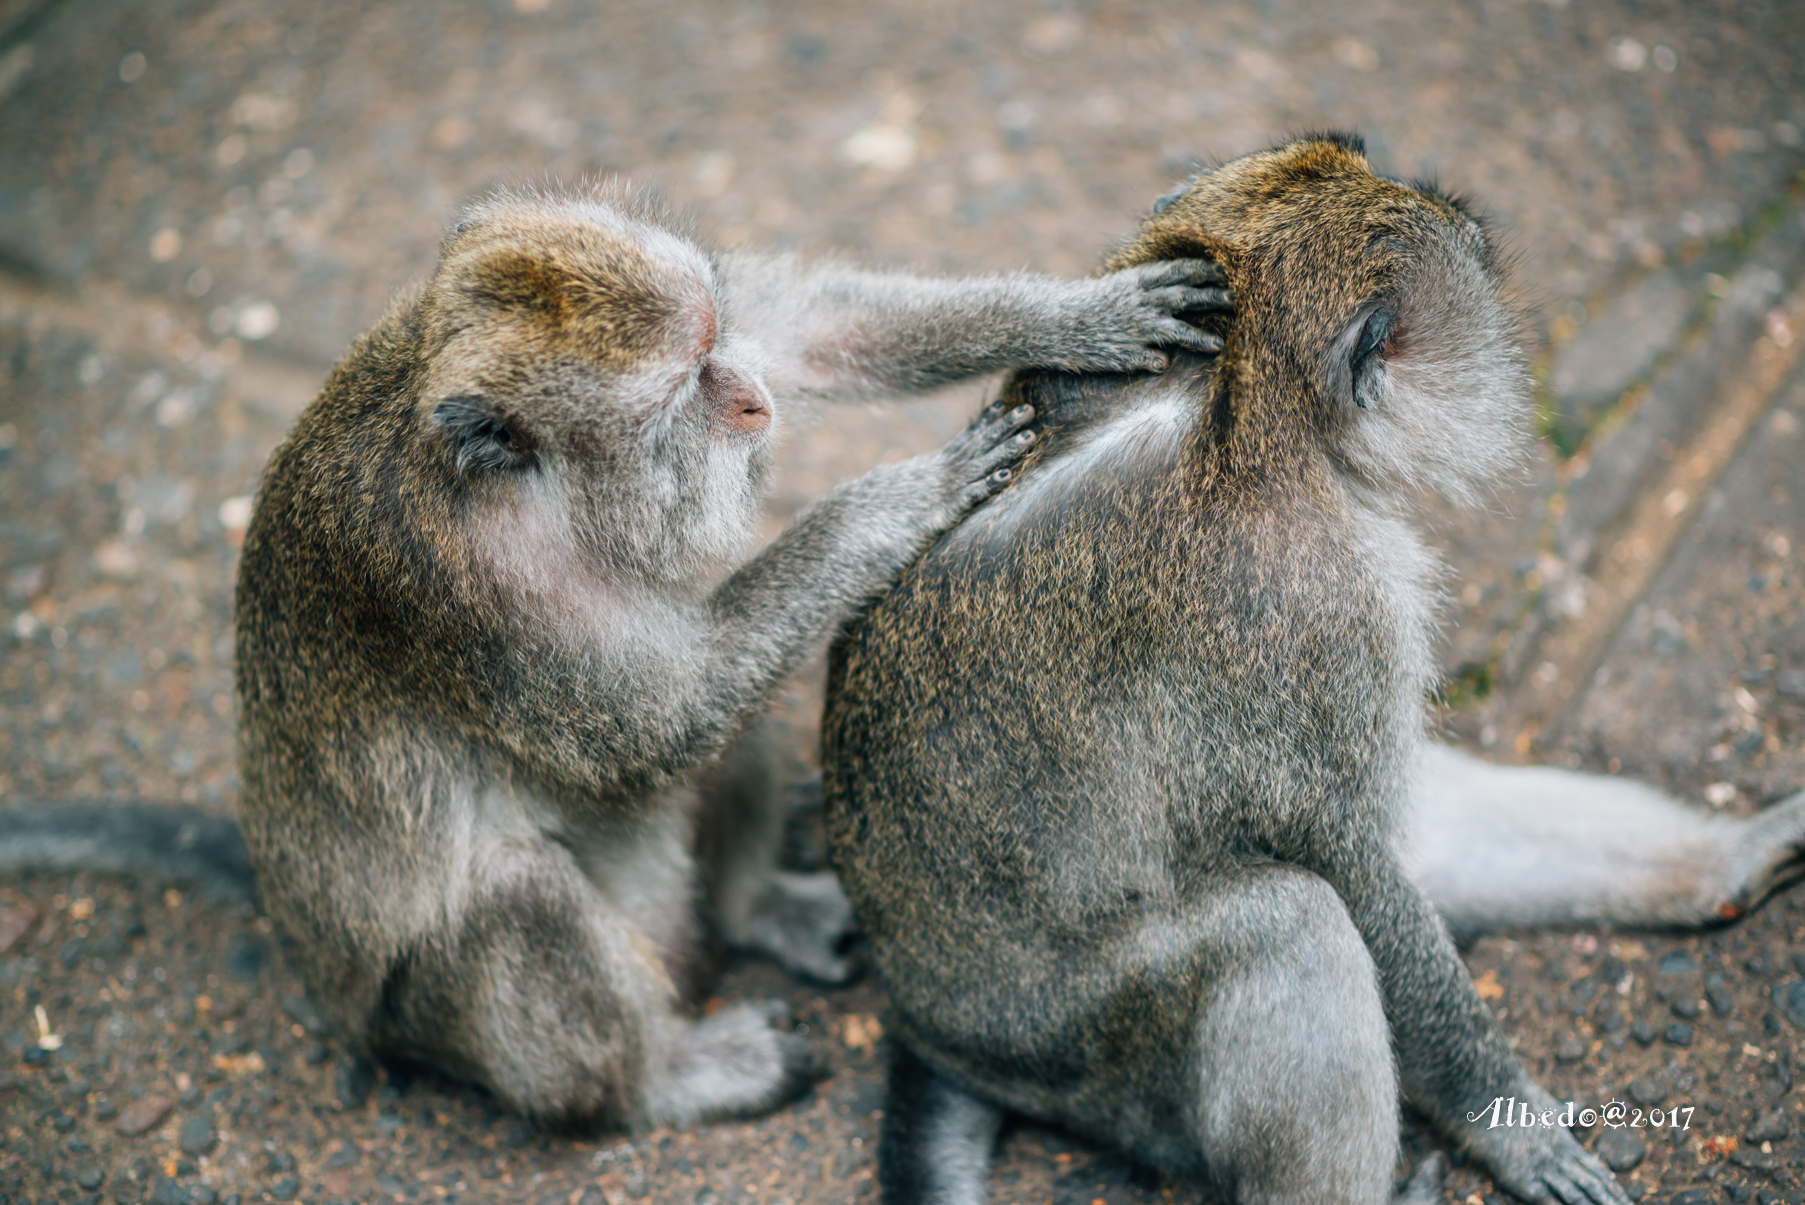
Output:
top-left (2, 2), bottom-right (1803, 1203)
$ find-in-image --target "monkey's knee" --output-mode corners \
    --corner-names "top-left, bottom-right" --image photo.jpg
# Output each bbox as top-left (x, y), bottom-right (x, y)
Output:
top-left (1191, 868), bottom-right (1396, 1205)
top-left (381, 843), bottom-right (666, 1125)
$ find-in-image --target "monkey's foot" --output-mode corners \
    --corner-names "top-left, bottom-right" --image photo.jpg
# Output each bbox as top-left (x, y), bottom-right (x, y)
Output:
top-left (641, 1000), bottom-right (814, 1129)
top-left (1723, 789), bottom-right (1805, 920)
top-left (1474, 1125), bottom-right (1629, 1205)
top-left (1393, 1153), bottom-right (1445, 1205)
top-left (734, 871), bottom-right (860, 985)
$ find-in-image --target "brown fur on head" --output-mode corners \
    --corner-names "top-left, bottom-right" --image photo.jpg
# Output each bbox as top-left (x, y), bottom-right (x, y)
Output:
top-left (409, 189), bottom-right (774, 587)
top-left (427, 191), bottom-right (712, 380)
top-left (1100, 132), bottom-right (1529, 507)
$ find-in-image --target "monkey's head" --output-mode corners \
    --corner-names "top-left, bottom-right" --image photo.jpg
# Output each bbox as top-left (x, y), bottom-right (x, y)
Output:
top-left (1112, 132), bottom-right (1530, 507)
top-left (412, 188), bottom-right (775, 586)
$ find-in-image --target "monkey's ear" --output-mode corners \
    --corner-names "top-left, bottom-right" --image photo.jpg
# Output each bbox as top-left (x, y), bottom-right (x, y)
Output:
top-left (432, 395), bottom-right (538, 474)
top-left (1323, 301), bottom-right (1397, 411)
top-left (1150, 181), bottom-right (1192, 214)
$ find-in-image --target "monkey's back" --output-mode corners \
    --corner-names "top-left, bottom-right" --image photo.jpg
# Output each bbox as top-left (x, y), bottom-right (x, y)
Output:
top-left (822, 364), bottom-right (1422, 1128)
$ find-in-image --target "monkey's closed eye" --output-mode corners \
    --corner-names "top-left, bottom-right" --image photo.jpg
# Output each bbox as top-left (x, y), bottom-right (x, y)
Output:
top-left (433, 394), bottom-right (538, 474)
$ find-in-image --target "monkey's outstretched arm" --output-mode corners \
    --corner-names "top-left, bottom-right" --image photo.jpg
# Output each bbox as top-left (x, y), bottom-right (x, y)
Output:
top-left (714, 253), bottom-right (1229, 401)
top-left (1340, 854), bottom-right (1630, 1205)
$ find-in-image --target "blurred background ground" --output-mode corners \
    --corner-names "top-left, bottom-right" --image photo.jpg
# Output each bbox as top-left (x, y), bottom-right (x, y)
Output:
top-left (1, 1), bottom-right (1803, 1203)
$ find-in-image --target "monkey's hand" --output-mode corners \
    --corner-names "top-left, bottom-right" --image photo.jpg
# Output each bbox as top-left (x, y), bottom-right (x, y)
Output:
top-left (1467, 1090), bottom-right (1631, 1205)
top-left (1045, 258), bottom-right (1231, 374)
top-left (923, 398), bottom-right (1039, 523)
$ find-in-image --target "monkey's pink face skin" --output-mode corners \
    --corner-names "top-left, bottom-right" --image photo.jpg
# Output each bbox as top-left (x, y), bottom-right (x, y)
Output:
top-left (664, 291), bottom-right (775, 441)
top-left (700, 356), bottom-right (772, 437)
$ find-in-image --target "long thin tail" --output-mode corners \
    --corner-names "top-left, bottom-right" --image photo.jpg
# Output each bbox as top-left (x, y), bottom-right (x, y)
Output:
top-left (0, 802), bottom-right (255, 903)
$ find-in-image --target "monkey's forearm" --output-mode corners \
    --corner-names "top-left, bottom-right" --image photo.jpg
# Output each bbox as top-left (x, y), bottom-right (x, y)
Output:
top-left (687, 399), bottom-right (1032, 742)
top-left (716, 253), bottom-right (1226, 402)
top-left (1341, 862), bottom-right (1537, 1137)
top-left (1346, 865), bottom-right (1632, 1201)
top-left (698, 459), bottom-right (961, 717)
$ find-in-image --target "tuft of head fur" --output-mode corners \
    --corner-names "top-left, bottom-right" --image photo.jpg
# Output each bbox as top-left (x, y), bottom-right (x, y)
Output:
top-left (1108, 133), bottom-right (1531, 508)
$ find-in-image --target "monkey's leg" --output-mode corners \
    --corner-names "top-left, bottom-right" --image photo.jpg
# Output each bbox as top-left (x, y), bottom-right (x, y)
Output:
top-left (377, 838), bottom-right (810, 1128)
top-left (1405, 743), bottom-right (1805, 941)
top-left (877, 1043), bottom-right (1004, 1205)
top-left (696, 721), bottom-right (857, 984)
top-left (1185, 864), bottom-right (1402, 1205)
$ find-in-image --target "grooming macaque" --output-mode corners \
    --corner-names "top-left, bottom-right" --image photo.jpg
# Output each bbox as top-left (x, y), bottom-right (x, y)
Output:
top-left (228, 188), bottom-right (1228, 1128)
top-left (3, 188), bottom-right (1229, 1129)
top-left (822, 135), bottom-right (1805, 1205)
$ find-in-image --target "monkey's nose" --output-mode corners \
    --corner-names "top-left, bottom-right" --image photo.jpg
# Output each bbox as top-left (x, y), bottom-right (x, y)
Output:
top-left (703, 359), bottom-right (773, 435)
top-left (725, 394), bottom-right (772, 434)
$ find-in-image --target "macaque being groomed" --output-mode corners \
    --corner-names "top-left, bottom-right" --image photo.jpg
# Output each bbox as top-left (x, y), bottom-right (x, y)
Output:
top-left (822, 135), bottom-right (1805, 1205)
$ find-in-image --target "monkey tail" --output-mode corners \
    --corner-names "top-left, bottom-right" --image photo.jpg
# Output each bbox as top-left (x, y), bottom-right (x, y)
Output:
top-left (0, 802), bottom-right (255, 904)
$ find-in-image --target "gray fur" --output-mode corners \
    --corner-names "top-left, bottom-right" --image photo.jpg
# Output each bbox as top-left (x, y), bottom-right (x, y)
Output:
top-left (0, 185), bottom-right (1213, 1132)
top-left (823, 137), bottom-right (1658, 1205)
top-left (1408, 745), bottom-right (1805, 943)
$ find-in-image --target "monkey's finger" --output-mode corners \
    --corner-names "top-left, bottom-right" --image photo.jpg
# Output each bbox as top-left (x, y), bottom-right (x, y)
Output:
top-left (970, 401), bottom-right (1033, 430)
top-left (947, 401), bottom-right (1033, 455)
top-left (983, 402), bottom-right (1037, 441)
top-left (968, 428), bottom-right (1036, 477)
top-left (1146, 286), bottom-right (1234, 314)
top-left (1541, 1161), bottom-right (1627, 1205)
top-left (956, 466), bottom-right (1015, 510)
top-left (1570, 1169), bottom-right (1631, 1205)
top-left (1001, 402), bottom-right (1035, 431)
top-left (1146, 320), bottom-right (1225, 355)
top-left (1132, 258), bottom-right (1228, 288)
top-left (1567, 1151), bottom-right (1632, 1204)
top-left (1534, 1170), bottom-right (1579, 1205)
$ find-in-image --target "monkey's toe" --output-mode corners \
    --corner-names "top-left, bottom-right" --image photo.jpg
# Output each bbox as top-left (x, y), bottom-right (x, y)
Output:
top-left (1392, 1152), bottom-right (1445, 1205)
top-left (737, 871), bottom-right (863, 985)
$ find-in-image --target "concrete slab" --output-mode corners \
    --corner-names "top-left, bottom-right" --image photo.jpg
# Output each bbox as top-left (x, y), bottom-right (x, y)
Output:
top-left (1561, 367), bottom-right (1805, 807)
